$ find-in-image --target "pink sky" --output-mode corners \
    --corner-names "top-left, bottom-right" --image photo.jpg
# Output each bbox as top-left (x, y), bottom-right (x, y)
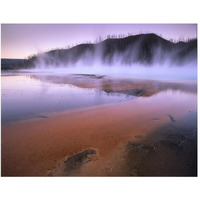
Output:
top-left (1, 24), bottom-right (197, 59)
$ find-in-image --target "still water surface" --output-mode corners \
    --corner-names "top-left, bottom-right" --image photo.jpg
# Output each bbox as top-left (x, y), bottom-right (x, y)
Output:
top-left (1, 72), bottom-right (197, 124)
top-left (1, 74), bottom-right (134, 123)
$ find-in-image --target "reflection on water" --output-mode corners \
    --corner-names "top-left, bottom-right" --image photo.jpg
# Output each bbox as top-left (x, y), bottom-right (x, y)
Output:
top-left (1, 72), bottom-right (197, 124)
top-left (1, 75), bottom-right (135, 124)
top-left (30, 73), bottom-right (197, 96)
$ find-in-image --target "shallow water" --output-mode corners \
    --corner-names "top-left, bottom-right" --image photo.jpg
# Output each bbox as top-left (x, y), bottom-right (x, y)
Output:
top-left (1, 71), bottom-right (197, 124)
top-left (1, 74), bottom-right (134, 124)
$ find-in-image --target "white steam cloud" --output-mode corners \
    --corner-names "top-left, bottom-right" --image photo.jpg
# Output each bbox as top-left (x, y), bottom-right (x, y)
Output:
top-left (26, 35), bottom-right (197, 81)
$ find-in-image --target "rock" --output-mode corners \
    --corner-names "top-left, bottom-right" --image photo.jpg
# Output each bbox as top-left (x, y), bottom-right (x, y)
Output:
top-left (168, 115), bottom-right (176, 122)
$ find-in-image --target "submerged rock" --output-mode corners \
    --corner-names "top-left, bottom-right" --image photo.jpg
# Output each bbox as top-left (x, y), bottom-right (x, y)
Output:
top-left (168, 115), bottom-right (176, 122)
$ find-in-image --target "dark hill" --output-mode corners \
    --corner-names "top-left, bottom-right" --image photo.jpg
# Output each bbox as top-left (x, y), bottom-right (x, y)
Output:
top-left (1, 34), bottom-right (197, 70)
top-left (1, 59), bottom-right (27, 70)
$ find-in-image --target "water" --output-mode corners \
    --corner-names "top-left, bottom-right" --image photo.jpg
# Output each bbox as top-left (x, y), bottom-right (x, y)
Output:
top-left (1, 71), bottom-right (197, 124)
top-left (1, 73), bottom-right (134, 124)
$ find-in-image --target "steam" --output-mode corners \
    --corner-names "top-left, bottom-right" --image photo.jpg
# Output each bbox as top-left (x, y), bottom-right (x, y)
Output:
top-left (26, 34), bottom-right (197, 81)
top-left (27, 62), bottom-right (196, 81)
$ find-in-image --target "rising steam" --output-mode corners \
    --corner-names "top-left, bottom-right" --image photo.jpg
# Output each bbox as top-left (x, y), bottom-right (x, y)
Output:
top-left (25, 34), bottom-right (197, 81)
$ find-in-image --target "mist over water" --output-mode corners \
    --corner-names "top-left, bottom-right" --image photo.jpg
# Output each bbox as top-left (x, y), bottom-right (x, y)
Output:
top-left (25, 61), bottom-right (197, 81)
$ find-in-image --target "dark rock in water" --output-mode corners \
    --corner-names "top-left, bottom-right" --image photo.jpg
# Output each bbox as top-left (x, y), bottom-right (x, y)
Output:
top-left (168, 115), bottom-right (176, 122)
top-left (64, 149), bottom-right (96, 170)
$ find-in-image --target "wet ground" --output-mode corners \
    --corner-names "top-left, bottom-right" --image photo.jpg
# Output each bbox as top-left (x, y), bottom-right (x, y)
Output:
top-left (1, 71), bottom-right (197, 176)
top-left (1, 73), bottom-right (136, 124)
top-left (124, 112), bottom-right (197, 176)
top-left (50, 111), bottom-right (197, 177)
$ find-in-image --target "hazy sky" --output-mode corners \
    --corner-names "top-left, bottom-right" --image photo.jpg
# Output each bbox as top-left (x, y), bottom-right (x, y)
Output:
top-left (1, 24), bottom-right (197, 59)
